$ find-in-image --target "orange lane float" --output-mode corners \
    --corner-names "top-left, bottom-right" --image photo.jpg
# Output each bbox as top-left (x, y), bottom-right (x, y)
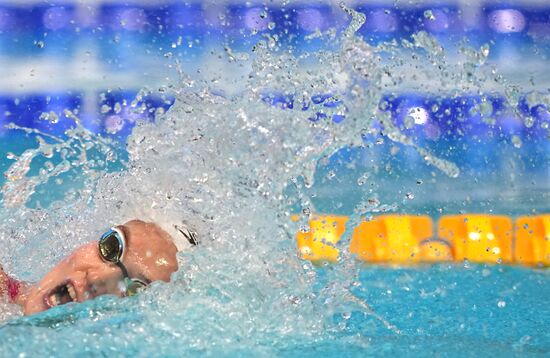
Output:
top-left (293, 213), bottom-right (549, 267)
top-left (293, 215), bottom-right (348, 263)
top-left (438, 214), bottom-right (513, 264)
top-left (418, 239), bottom-right (454, 262)
top-left (515, 215), bottom-right (550, 266)
top-left (349, 215), bottom-right (450, 263)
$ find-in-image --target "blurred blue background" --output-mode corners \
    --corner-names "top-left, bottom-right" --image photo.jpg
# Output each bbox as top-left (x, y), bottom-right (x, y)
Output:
top-left (0, 0), bottom-right (547, 213)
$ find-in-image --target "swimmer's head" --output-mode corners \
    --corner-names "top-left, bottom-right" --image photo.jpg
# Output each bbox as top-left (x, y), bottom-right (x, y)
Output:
top-left (22, 220), bottom-right (179, 315)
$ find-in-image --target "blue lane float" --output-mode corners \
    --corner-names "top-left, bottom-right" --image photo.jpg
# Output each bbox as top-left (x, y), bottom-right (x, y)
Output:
top-left (98, 91), bottom-right (175, 138)
top-left (0, 93), bottom-right (82, 137)
top-left (1, 2), bottom-right (550, 61)
top-left (0, 4), bottom-right (79, 58)
top-left (0, 91), bottom-right (175, 139)
top-left (260, 92), bottom-right (347, 123)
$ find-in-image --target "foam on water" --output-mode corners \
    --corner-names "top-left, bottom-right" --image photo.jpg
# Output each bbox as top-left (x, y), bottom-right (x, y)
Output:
top-left (0, 5), bottom-right (544, 355)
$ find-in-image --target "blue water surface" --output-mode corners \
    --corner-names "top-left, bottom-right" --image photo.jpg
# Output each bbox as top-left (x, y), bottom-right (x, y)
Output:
top-left (0, 264), bottom-right (547, 357)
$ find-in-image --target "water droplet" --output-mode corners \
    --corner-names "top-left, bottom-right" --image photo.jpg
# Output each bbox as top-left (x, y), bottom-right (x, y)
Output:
top-left (519, 336), bottom-right (532, 345)
top-left (100, 104), bottom-right (111, 114)
top-left (405, 192), bottom-right (414, 200)
top-left (390, 146), bottom-right (400, 155)
top-left (34, 40), bottom-right (45, 48)
top-left (150, 108), bottom-right (163, 118)
top-left (404, 115), bottom-right (415, 129)
top-left (480, 44), bottom-right (490, 58)
top-left (497, 300), bottom-right (506, 308)
top-left (479, 99), bottom-right (493, 116)
top-left (39, 111), bottom-right (59, 124)
top-left (41, 146), bottom-right (54, 159)
top-left (511, 135), bottom-right (522, 148)
top-left (357, 173), bottom-right (369, 186)
top-left (424, 10), bottom-right (436, 21)
top-left (524, 116), bottom-right (535, 128)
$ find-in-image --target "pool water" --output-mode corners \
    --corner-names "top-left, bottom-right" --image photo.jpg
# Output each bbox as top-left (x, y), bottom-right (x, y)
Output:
top-left (0, 2), bottom-right (547, 357)
top-left (0, 265), bottom-right (547, 357)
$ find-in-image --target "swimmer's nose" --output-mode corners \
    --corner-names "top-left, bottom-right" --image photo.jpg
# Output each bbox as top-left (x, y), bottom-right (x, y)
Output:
top-left (63, 242), bottom-right (127, 298)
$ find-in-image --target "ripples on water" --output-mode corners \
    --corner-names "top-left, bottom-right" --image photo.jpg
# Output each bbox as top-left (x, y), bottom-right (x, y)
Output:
top-left (0, 5), bottom-right (545, 355)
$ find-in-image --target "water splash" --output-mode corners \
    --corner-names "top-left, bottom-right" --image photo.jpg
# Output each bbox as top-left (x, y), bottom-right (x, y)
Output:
top-left (2, 111), bottom-right (118, 207)
top-left (0, 5), bottom-right (533, 355)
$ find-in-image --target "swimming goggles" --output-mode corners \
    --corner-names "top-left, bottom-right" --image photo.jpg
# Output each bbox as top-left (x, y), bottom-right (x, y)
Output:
top-left (98, 227), bottom-right (148, 297)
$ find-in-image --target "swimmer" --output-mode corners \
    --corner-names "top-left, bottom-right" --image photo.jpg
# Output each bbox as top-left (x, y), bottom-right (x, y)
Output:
top-left (0, 219), bottom-right (198, 315)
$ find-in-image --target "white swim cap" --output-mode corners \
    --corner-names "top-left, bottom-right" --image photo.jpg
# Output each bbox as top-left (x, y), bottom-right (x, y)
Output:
top-left (129, 208), bottom-right (199, 252)
top-left (155, 220), bottom-right (199, 252)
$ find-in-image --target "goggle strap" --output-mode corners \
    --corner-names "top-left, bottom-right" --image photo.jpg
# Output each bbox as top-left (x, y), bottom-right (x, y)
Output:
top-left (116, 262), bottom-right (130, 279)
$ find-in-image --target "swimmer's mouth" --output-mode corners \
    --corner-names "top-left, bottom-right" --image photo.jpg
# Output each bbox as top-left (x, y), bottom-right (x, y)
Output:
top-left (44, 281), bottom-right (78, 308)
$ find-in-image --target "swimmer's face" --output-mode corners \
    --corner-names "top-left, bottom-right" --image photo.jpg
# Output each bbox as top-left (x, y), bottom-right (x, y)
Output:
top-left (23, 220), bottom-right (179, 315)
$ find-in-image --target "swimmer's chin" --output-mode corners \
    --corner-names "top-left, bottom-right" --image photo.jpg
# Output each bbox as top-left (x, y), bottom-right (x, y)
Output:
top-left (22, 290), bottom-right (51, 315)
top-left (23, 298), bottom-right (48, 315)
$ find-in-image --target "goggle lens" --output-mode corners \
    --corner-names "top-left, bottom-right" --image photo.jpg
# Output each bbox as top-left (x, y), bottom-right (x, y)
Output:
top-left (124, 278), bottom-right (148, 297)
top-left (99, 228), bottom-right (149, 297)
top-left (99, 230), bottom-right (123, 263)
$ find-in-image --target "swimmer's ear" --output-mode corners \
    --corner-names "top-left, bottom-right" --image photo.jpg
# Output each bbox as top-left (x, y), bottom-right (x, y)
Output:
top-left (175, 225), bottom-right (199, 246)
